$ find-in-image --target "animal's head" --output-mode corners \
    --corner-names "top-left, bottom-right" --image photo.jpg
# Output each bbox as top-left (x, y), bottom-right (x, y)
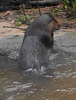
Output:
top-left (47, 14), bottom-right (60, 41)
top-left (49, 16), bottom-right (60, 31)
top-left (37, 13), bottom-right (60, 48)
top-left (37, 13), bottom-right (60, 35)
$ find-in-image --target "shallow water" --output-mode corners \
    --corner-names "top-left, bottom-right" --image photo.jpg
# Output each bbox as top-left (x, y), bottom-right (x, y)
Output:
top-left (0, 31), bottom-right (76, 100)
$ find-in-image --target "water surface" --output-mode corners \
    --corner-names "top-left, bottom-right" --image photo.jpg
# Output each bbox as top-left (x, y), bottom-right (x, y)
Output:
top-left (0, 31), bottom-right (76, 100)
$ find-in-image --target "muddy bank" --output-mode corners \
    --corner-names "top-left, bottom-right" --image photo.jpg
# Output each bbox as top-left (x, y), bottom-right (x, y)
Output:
top-left (0, 30), bottom-right (76, 59)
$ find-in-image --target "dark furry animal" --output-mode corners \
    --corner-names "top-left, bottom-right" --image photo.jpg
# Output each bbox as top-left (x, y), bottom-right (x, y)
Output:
top-left (19, 13), bottom-right (59, 72)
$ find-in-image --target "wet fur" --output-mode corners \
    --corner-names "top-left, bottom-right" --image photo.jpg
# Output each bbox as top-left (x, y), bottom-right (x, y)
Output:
top-left (19, 13), bottom-right (59, 72)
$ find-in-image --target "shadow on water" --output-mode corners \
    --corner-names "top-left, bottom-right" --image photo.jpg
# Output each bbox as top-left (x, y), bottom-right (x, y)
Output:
top-left (0, 31), bottom-right (76, 100)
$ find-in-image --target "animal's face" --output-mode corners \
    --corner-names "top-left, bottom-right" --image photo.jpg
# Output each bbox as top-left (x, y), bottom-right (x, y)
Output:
top-left (49, 17), bottom-right (60, 38)
top-left (47, 17), bottom-right (60, 45)
top-left (50, 19), bottom-right (60, 31)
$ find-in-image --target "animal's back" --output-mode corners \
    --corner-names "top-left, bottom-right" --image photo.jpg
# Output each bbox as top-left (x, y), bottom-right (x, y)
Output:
top-left (19, 36), bottom-right (47, 71)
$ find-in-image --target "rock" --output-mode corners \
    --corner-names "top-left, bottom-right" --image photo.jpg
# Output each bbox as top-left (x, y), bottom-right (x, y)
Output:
top-left (54, 30), bottom-right (76, 52)
top-left (0, 30), bottom-right (76, 60)
top-left (0, 35), bottom-right (24, 59)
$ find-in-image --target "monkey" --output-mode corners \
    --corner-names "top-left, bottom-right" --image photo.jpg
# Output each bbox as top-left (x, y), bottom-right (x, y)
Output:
top-left (19, 13), bottom-right (59, 73)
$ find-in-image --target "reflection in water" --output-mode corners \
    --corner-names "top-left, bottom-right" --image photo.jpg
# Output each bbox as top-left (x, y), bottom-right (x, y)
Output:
top-left (0, 31), bottom-right (76, 100)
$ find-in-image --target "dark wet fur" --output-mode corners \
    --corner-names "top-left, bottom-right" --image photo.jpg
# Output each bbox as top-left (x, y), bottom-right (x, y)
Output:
top-left (19, 13), bottom-right (59, 72)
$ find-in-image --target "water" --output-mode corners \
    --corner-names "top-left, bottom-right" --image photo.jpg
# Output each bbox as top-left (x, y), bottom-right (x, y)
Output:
top-left (0, 31), bottom-right (76, 100)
